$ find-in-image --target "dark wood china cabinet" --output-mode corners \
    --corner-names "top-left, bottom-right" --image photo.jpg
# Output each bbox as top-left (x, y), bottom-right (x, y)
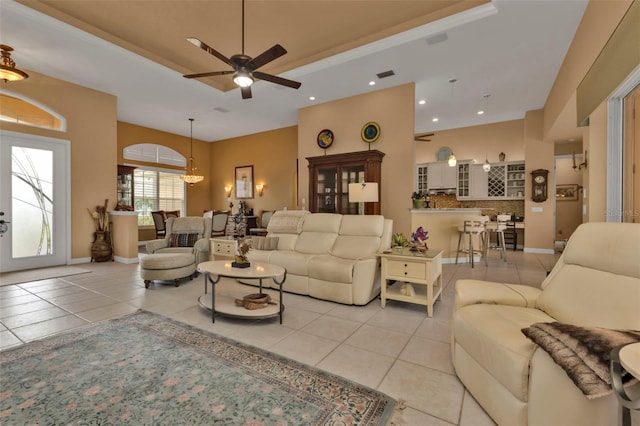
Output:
top-left (307, 150), bottom-right (384, 215)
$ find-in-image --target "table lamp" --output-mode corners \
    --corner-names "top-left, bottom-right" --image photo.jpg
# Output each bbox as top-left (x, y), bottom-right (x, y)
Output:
top-left (348, 182), bottom-right (379, 215)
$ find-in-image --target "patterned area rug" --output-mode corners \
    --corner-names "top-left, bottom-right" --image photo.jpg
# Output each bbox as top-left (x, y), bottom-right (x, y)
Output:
top-left (0, 266), bottom-right (91, 287)
top-left (0, 310), bottom-right (396, 425)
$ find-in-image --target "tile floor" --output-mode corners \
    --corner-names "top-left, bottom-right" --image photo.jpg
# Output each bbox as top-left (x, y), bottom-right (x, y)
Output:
top-left (0, 250), bottom-right (560, 425)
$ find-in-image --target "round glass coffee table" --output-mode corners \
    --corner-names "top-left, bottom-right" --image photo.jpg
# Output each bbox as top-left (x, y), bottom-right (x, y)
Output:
top-left (197, 260), bottom-right (287, 323)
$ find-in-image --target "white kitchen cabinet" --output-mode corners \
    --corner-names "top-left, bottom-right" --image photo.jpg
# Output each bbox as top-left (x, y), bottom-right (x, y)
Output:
top-left (456, 161), bottom-right (525, 200)
top-left (426, 162), bottom-right (457, 190)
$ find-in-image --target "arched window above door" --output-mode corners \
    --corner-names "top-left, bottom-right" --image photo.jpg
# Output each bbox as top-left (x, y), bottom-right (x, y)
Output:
top-left (123, 143), bottom-right (186, 167)
top-left (0, 91), bottom-right (66, 131)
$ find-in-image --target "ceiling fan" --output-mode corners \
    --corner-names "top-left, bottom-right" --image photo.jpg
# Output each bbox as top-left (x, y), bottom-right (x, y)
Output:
top-left (414, 132), bottom-right (435, 142)
top-left (183, 0), bottom-right (301, 99)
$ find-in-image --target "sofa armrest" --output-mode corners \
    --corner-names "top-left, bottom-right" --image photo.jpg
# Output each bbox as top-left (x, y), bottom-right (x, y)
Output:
top-left (454, 279), bottom-right (541, 311)
top-left (146, 238), bottom-right (168, 253)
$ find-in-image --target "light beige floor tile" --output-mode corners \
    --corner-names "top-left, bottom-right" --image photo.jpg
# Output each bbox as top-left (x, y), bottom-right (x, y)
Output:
top-left (0, 293), bottom-right (44, 308)
top-left (344, 324), bottom-right (411, 358)
top-left (316, 343), bottom-right (394, 389)
top-left (54, 294), bottom-right (121, 313)
top-left (0, 287), bottom-right (32, 299)
top-left (366, 305), bottom-right (426, 335)
top-left (278, 306), bottom-right (322, 330)
top-left (0, 300), bottom-right (56, 318)
top-left (326, 302), bottom-right (380, 323)
top-left (400, 336), bottom-right (455, 375)
top-left (391, 405), bottom-right (456, 426)
top-left (1, 305), bottom-right (70, 329)
top-left (11, 314), bottom-right (89, 342)
top-left (16, 278), bottom-right (71, 290)
top-left (230, 320), bottom-right (295, 348)
top-left (379, 360), bottom-right (464, 424)
top-left (414, 318), bottom-right (451, 344)
top-left (32, 285), bottom-right (87, 299)
top-left (287, 294), bottom-right (338, 314)
top-left (75, 302), bottom-right (138, 322)
top-left (0, 329), bottom-right (22, 349)
top-left (269, 330), bottom-right (339, 366)
top-left (95, 286), bottom-right (148, 301)
top-left (46, 289), bottom-right (102, 305)
top-left (300, 314), bottom-right (362, 341)
top-left (459, 391), bottom-right (496, 426)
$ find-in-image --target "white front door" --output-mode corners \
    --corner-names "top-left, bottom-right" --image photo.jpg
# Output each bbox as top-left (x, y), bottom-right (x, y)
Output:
top-left (0, 130), bottom-right (69, 272)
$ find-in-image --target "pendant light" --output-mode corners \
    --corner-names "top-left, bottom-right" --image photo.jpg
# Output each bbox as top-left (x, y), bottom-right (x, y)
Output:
top-left (180, 118), bottom-right (204, 186)
top-left (0, 45), bottom-right (29, 82)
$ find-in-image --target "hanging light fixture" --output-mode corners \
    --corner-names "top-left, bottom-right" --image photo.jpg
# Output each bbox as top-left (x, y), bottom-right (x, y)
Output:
top-left (180, 118), bottom-right (204, 186)
top-left (448, 152), bottom-right (457, 167)
top-left (0, 45), bottom-right (29, 82)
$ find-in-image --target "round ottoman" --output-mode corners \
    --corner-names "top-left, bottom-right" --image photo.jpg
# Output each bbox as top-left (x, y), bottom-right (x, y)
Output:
top-left (140, 253), bottom-right (197, 288)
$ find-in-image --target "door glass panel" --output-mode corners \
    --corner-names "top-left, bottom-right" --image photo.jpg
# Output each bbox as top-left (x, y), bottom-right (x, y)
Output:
top-left (12, 146), bottom-right (53, 258)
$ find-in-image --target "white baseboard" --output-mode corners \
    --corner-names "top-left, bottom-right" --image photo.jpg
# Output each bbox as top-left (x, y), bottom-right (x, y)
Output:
top-left (70, 257), bottom-right (91, 265)
top-left (114, 256), bottom-right (139, 264)
top-left (523, 248), bottom-right (555, 254)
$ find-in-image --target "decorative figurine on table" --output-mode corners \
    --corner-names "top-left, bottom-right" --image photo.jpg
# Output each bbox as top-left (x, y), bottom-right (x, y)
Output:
top-left (232, 201), bottom-right (248, 237)
top-left (410, 226), bottom-right (429, 252)
top-left (232, 238), bottom-right (251, 268)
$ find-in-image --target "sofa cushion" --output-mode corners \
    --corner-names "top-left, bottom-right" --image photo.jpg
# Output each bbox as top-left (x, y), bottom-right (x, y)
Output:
top-left (453, 303), bottom-right (555, 401)
top-left (295, 232), bottom-right (338, 254)
top-left (169, 233), bottom-right (199, 247)
top-left (269, 250), bottom-right (313, 276)
top-left (269, 233), bottom-right (298, 251)
top-left (331, 236), bottom-right (381, 260)
top-left (301, 213), bottom-right (342, 233)
top-left (338, 215), bottom-right (384, 236)
top-left (307, 255), bottom-right (354, 283)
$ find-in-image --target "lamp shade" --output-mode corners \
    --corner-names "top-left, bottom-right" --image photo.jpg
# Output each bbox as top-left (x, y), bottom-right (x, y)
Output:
top-left (348, 182), bottom-right (379, 203)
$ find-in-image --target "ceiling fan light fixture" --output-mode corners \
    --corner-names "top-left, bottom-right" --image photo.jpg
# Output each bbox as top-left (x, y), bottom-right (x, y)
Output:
top-left (233, 71), bottom-right (253, 88)
top-left (0, 44), bottom-right (29, 82)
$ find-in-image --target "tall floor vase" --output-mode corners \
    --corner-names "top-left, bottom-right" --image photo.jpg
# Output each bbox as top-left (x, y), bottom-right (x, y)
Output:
top-left (91, 231), bottom-right (112, 262)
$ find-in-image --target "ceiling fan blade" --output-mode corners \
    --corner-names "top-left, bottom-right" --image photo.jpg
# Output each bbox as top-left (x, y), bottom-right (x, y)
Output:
top-left (246, 44), bottom-right (287, 70)
top-left (253, 71), bottom-right (301, 89)
top-left (241, 85), bottom-right (252, 99)
top-left (187, 37), bottom-right (232, 66)
top-left (414, 132), bottom-right (435, 142)
top-left (183, 70), bottom-right (234, 79)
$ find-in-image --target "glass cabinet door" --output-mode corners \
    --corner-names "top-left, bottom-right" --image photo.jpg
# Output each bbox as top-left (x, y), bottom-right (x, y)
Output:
top-left (317, 166), bottom-right (337, 213)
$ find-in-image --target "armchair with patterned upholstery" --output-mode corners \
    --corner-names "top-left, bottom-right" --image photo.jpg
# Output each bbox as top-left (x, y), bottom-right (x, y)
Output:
top-left (145, 216), bottom-right (212, 265)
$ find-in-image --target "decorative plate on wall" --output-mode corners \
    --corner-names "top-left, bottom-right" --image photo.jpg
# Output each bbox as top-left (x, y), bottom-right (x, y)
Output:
top-left (436, 146), bottom-right (453, 161)
top-left (317, 129), bottom-right (334, 149)
top-left (361, 122), bottom-right (380, 143)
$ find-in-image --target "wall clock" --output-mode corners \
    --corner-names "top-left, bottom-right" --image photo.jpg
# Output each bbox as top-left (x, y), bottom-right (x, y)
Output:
top-left (531, 169), bottom-right (548, 202)
top-left (361, 122), bottom-right (380, 143)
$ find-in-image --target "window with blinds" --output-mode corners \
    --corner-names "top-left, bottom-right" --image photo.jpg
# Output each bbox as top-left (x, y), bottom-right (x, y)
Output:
top-left (134, 169), bottom-right (185, 226)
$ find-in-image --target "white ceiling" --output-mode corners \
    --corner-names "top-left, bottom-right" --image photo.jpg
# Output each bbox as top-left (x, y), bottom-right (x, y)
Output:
top-left (0, 0), bottom-right (587, 142)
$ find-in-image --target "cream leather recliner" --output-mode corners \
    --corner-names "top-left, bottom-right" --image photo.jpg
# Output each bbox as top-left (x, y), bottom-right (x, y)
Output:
top-left (452, 222), bottom-right (640, 425)
top-left (146, 216), bottom-right (211, 265)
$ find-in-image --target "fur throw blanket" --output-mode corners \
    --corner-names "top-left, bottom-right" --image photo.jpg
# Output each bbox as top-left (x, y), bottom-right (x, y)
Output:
top-left (521, 322), bottom-right (640, 399)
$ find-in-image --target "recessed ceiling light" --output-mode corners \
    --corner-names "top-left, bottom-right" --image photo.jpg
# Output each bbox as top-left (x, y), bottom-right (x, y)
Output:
top-left (477, 110), bottom-right (484, 115)
top-left (368, 81), bottom-right (376, 86)
top-left (418, 100), bottom-right (426, 105)
top-left (432, 117), bottom-right (439, 122)
top-left (309, 96), bottom-right (316, 101)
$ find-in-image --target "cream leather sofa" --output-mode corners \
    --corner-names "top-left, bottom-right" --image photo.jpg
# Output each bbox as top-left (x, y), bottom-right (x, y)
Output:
top-left (146, 216), bottom-right (211, 265)
top-left (452, 222), bottom-right (640, 425)
top-left (245, 210), bottom-right (393, 305)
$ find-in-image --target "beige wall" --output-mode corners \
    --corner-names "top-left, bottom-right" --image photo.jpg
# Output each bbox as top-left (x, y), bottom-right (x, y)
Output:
top-left (209, 126), bottom-right (298, 217)
top-left (523, 109), bottom-right (555, 251)
top-left (298, 83), bottom-right (415, 235)
top-left (0, 71), bottom-right (117, 261)
top-left (555, 157), bottom-right (583, 240)
top-left (415, 119), bottom-right (525, 165)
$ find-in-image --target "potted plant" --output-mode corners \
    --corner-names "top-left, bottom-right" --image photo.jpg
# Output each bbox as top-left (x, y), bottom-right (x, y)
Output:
top-left (412, 191), bottom-right (425, 209)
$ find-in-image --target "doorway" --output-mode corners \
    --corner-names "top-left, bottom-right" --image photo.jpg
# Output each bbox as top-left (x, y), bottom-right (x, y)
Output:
top-left (554, 154), bottom-right (583, 252)
top-left (0, 131), bottom-right (70, 272)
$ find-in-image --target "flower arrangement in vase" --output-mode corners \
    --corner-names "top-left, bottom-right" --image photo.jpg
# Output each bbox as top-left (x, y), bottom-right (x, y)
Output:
top-left (232, 238), bottom-right (252, 268)
top-left (410, 226), bottom-right (429, 252)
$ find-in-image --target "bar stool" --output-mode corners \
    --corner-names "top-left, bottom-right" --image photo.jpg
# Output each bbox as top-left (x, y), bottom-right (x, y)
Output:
top-left (455, 216), bottom-right (489, 268)
top-left (486, 214), bottom-right (510, 262)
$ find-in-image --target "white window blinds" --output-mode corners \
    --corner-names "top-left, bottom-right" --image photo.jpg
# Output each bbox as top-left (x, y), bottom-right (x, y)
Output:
top-left (134, 168), bottom-right (185, 226)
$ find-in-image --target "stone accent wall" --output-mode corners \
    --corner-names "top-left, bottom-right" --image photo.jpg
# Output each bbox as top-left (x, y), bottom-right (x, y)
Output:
top-left (427, 195), bottom-right (525, 219)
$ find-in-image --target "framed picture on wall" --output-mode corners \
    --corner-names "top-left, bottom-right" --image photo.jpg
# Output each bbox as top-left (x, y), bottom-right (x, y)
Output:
top-left (235, 165), bottom-right (254, 199)
top-left (556, 184), bottom-right (578, 201)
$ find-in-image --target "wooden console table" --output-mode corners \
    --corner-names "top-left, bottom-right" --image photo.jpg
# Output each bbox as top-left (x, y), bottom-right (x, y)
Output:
top-left (379, 248), bottom-right (443, 317)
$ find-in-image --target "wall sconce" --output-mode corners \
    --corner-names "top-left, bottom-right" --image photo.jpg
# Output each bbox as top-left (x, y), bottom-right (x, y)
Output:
top-left (224, 185), bottom-right (233, 197)
top-left (572, 150), bottom-right (588, 171)
top-left (255, 184), bottom-right (265, 196)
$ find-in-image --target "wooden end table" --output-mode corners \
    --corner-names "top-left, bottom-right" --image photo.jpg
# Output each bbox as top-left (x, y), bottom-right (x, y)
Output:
top-left (197, 260), bottom-right (286, 323)
top-left (379, 248), bottom-right (443, 317)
